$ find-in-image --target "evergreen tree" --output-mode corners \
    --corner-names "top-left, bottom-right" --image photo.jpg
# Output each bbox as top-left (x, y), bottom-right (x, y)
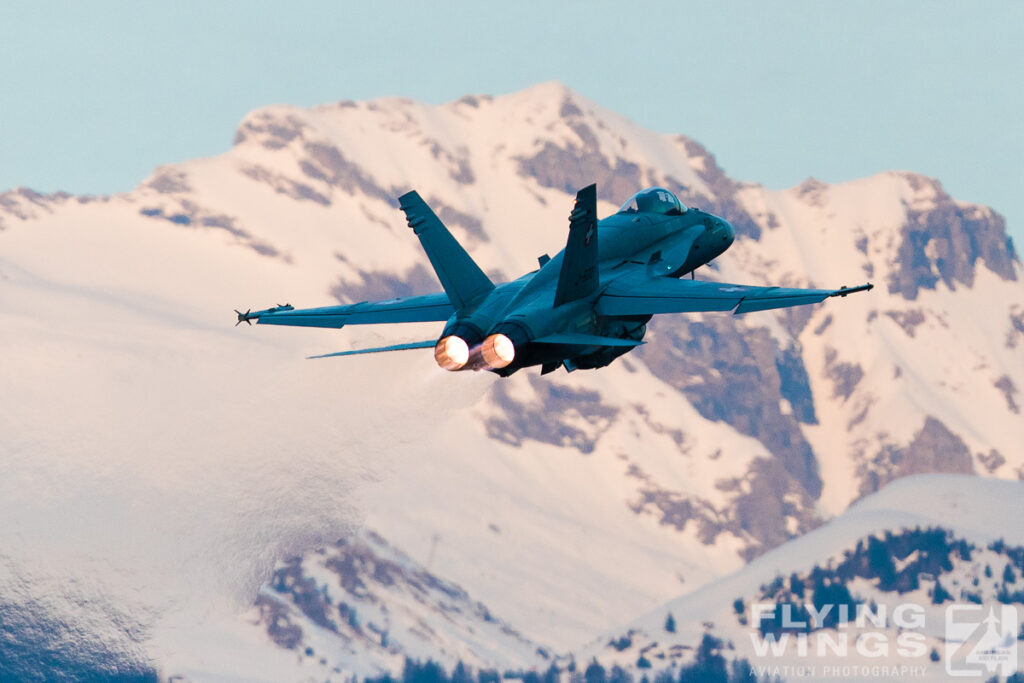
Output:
top-left (730, 659), bottom-right (755, 682)
top-left (1004, 562), bottom-right (1017, 584)
top-left (677, 633), bottom-right (728, 683)
top-left (867, 535), bottom-right (896, 589)
top-left (584, 659), bottom-right (606, 683)
top-left (789, 573), bottom-right (804, 599)
top-left (402, 657), bottom-right (417, 683)
top-left (610, 636), bottom-right (632, 652)
top-left (608, 665), bottom-right (631, 683)
top-left (452, 661), bottom-right (473, 683)
top-left (812, 577), bottom-right (856, 628)
top-left (543, 663), bottom-right (560, 683)
top-left (932, 579), bottom-right (951, 604)
top-left (664, 612), bottom-right (676, 633)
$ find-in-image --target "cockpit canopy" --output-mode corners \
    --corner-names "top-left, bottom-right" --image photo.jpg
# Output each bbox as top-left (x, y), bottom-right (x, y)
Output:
top-left (617, 187), bottom-right (687, 216)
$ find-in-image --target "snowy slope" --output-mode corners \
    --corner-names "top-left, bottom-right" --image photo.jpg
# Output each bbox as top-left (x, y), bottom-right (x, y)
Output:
top-left (0, 82), bottom-right (1021, 679)
top-left (584, 474), bottom-right (1024, 682)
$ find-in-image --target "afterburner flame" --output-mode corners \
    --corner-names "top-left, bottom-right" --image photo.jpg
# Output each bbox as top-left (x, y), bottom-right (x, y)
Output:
top-left (434, 335), bottom-right (470, 371)
top-left (481, 333), bottom-right (515, 369)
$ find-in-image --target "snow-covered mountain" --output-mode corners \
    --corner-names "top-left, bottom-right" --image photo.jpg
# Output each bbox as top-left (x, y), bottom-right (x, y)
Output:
top-left (0, 82), bottom-right (1020, 680)
top-left (585, 474), bottom-right (1024, 682)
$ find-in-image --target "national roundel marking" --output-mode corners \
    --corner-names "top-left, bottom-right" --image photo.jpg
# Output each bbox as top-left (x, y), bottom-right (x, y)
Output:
top-left (583, 220), bottom-right (595, 246)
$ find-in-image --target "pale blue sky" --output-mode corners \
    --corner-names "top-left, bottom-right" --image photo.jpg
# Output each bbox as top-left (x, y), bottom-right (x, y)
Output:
top-left (2, 1), bottom-right (1021, 245)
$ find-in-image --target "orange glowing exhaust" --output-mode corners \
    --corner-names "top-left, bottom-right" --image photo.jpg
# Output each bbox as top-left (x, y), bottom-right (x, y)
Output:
top-left (480, 333), bottom-right (515, 369)
top-left (434, 335), bottom-right (470, 371)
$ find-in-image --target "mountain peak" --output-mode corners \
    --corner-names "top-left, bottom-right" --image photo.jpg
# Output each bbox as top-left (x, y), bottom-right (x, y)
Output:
top-left (505, 79), bottom-right (576, 101)
top-left (489, 81), bottom-right (604, 121)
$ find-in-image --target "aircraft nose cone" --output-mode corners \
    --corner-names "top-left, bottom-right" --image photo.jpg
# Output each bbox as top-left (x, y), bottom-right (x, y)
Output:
top-left (721, 220), bottom-right (735, 247)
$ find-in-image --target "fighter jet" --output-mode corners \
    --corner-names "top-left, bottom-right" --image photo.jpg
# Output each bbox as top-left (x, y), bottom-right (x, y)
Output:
top-left (236, 185), bottom-right (871, 376)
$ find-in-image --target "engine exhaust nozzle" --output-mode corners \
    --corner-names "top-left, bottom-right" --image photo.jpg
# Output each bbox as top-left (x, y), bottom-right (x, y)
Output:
top-left (480, 333), bottom-right (515, 369)
top-left (434, 335), bottom-right (470, 371)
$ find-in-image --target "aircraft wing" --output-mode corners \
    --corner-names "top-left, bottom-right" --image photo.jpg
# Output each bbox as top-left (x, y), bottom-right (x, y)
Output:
top-left (596, 275), bottom-right (872, 316)
top-left (236, 292), bottom-right (453, 329)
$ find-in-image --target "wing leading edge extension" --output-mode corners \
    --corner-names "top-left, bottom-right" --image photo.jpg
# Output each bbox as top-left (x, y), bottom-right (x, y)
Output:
top-left (596, 275), bottom-right (872, 316)
top-left (236, 292), bottom-right (453, 329)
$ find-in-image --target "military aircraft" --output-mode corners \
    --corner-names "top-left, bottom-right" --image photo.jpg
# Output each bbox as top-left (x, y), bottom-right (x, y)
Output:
top-left (236, 185), bottom-right (871, 376)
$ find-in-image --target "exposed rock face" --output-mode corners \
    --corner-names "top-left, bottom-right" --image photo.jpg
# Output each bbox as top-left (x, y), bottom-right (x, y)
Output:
top-left (630, 316), bottom-right (825, 557)
top-left (514, 111), bottom-right (762, 241)
top-left (331, 263), bottom-right (440, 303)
top-left (146, 168), bottom-right (191, 194)
top-left (823, 347), bottom-right (864, 402)
top-left (670, 137), bottom-right (762, 240)
top-left (630, 455), bottom-right (823, 560)
top-left (732, 458), bottom-right (822, 559)
top-left (978, 449), bottom-right (1006, 473)
top-left (628, 473), bottom-right (724, 544)
top-left (423, 140), bottom-right (475, 185)
top-left (885, 309), bottom-right (926, 337)
top-left (252, 531), bottom-right (538, 673)
top-left (775, 343), bottom-right (817, 425)
top-left (639, 316), bottom-right (822, 499)
top-left (1007, 306), bottom-right (1024, 349)
top-left (137, 197), bottom-right (285, 259)
top-left (233, 109), bottom-right (309, 149)
top-left (887, 178), bottom-right (1018, 300)
top-left (514, 101), bottom-right (643, 204)
top-left (301, 142), bottom-right (395, 204)
top-left (0, 188), bottom-right (71, 230)
top-left (994, 375), bottom-right (1020, 414)
top-left (242, 163), bottom-right (332, 206)
top-left (858, 417), bottom-right (975, 496)
top-left (485, 376), bottom-right (619, 454)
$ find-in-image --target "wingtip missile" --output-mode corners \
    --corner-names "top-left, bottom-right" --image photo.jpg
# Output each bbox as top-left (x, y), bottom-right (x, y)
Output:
top-left (829, 283), bottom-right (874, 298)
top-left (234, 304), bottom-right (294, 326)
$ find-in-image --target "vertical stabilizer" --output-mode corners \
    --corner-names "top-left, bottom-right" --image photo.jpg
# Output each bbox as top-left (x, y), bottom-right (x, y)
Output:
top-left (554, 184), bottom-right (599, 307)
top-left (399, 191), bottom-right (494, 312)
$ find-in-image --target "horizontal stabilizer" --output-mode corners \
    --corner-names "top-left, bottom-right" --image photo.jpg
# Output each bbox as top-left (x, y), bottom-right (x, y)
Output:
top-left (532, 332), bottom-right (643, 347)
top-left (308, 340), bottom-right (437, 359)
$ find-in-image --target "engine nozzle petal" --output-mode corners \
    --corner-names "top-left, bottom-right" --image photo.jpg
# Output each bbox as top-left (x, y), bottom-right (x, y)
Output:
top-left (434, 335), bottom-right (470, 371)
top-left (480, 333), bottom-right (515, 369)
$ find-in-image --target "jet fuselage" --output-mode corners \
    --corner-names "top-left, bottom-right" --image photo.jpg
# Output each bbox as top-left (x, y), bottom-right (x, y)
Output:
top-left (438, 205), bottom-right (735, 375)
top-left (238, 183), bottom-right (870, 376)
